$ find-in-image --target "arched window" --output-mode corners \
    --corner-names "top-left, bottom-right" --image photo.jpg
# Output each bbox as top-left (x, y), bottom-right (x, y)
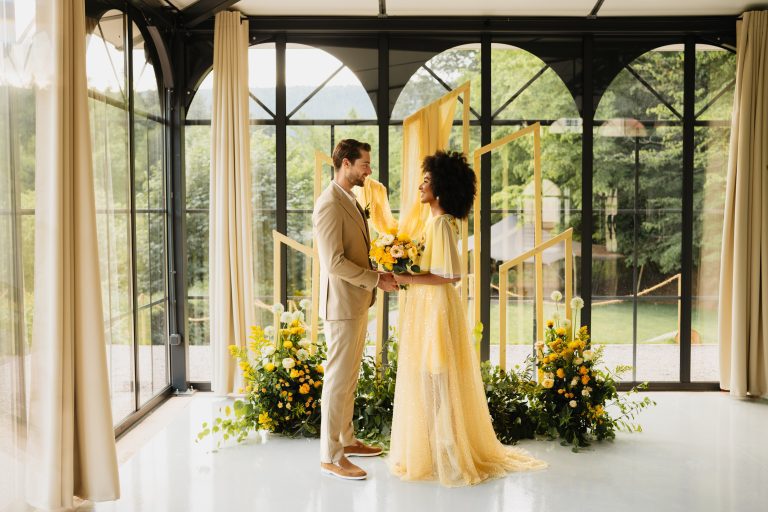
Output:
top-left (86, 9), bottom-right (170, 423)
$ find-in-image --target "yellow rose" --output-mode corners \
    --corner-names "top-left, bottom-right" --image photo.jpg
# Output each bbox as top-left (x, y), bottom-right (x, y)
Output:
top-left (579, 366), bottom-right (588, 375)
top-left (314, 381), bottom-right (322, 388)
top-left (581, 374), bottom-right (590, 385)
top-left (290, 369), bottom-right (300, 379)
top-left (556, 368), bottom-right (565, 379)
top-left (283, 340), bottom-right (293, 350)
top-left (542, 378), bottom-right (555, 389)
top-left (299, 383), bottom-right (310, 394)
top-left (316, 365), bottom-right (324, 374)
top-left (556, 327), bottom-right (567, 337)
top-left (264, 362), bottom-right (275, 372)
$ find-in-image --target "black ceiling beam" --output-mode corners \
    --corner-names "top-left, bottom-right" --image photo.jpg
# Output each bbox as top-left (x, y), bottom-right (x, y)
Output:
top-left (183, 15), bottom-right (736, 36)
top-left (181, 0), bottom-right (241, 28)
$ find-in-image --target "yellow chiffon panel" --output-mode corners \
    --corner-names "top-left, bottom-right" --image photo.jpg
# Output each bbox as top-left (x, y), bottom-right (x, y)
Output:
top-left (354, 178), bottom-right (398, 235)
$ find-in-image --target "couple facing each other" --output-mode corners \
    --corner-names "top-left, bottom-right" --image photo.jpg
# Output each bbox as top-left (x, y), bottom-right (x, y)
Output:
top-left (313, 139), bottom-right (546, 487)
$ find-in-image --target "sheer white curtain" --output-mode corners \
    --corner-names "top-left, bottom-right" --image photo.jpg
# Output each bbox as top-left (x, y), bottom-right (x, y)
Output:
top-left (209, 11), bottom-right (255, 395)
top-left (718, 10), bottom-right (768, 397)
top-left (24, 0), bottom-right (120, 509)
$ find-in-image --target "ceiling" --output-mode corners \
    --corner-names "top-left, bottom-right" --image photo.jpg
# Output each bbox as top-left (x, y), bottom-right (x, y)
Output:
top-left (165, 0), bottom-right (761, 17)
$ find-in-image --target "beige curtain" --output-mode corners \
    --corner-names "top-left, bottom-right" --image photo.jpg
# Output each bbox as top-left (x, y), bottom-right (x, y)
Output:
top-left (398, 92), bottom-right (460, 238)
top-left (25, 0), bottom-right (120, 509)
top-left (719, 10), bottom-right (768, 397)
top-left (210, 11), bottom-right (255, 395)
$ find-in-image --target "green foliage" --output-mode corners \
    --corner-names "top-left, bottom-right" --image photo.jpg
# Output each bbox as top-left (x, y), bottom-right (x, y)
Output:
top-left (480, 361), bottom-right (538, 444)
top-left (352, 336), bottom-right (399, 448)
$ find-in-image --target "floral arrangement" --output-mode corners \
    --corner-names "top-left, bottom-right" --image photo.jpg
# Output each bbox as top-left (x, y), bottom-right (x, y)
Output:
top-left (197, 300), bottom-right (326, 447)
top-left (530, 291), bottom-right (655, 450)
top-left (369, 231), bottom-right (422, 274)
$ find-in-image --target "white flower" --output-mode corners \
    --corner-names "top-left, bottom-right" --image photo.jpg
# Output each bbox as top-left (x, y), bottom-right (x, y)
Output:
top-left (272, 303), bottom-right (284, 314)
top-left (292, 310), bottom-right (304, 323)
top-left (541, 378), bottom-right (555, 389)
top-left (381, 233), bottom-right (395, 246)
top-left (286, 402), bottom-right (291, 410)
top-left (582, 387), bottom-right (592, 397)
top-left (298, 338), bottom-right (311, 349)
top-left (552, 311), bottom-right (561, 321)
top-left (390, 245), bottom-right (405, 259)
top-left (550, 290), bottom-right (563, 302)
top-left (299, 298), bottom-right (311, 311)
top-left (296, 349), bottom-right (310, 361)
top-left (264, 326), bottom-right (275, 339)
top-left (282, 357), bottom-right (296, 369)
top-left (583, 350), bottom-right (593, 361)
top-left (375, 237), bottom-right (388, 248)
top-left (261, 345), bottom-right (276, 357)
top-left (535, 340), bottom-right (545, 350)
top-left (574, 357), bottom-right (584, 365)
top-left (570, 296), bottom-right (585, 310)
top-left (571, 377), bottom-right (579, 387)
top-left (280, 311), bottom-right (293, 323)
top-left (563, 319), bottom-right (572, 329)
top-left (569, 400), bottom-right (577, 408)
top-left (544, 372), bottom-right (554, 381)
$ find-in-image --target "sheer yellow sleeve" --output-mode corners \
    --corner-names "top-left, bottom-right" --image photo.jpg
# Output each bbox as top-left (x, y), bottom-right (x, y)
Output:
top-left (421, 215), bottom-right (461, 279)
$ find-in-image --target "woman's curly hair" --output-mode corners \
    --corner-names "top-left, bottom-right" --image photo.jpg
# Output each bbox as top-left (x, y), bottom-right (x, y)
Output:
top-left (422, 150), bottom-right (477, 219)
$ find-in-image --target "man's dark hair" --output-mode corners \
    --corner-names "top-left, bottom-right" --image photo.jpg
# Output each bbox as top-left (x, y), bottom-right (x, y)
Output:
top-left (332, 139), bottom-right (371, 170)
top-left (422, 150), bottom-right (477, 220)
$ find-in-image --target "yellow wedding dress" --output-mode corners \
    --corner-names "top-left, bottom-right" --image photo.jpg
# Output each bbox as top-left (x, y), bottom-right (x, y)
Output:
top-left (388, 214), bottom-right (546, 487)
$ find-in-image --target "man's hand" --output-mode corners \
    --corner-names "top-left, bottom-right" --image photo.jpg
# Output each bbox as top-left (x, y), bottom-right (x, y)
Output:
top-left (376, 272), bottom-right (398, 292)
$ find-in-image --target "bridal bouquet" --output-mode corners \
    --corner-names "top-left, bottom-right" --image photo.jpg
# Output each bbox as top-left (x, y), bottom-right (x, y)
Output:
top-left (369, 231), bottom-right (422, 274)
top-left (197, 300), bottom-right (327, 447)
top-left (531, 291), bottom-right (655, 450)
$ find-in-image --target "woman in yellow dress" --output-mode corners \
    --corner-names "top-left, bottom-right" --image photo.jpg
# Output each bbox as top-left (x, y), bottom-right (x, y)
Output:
top-left (388, 150), bottom-right (546, 487)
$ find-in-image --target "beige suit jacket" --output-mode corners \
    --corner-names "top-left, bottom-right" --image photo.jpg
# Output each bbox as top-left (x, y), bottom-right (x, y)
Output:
top-left (313, 182), bottom-right (379, 321)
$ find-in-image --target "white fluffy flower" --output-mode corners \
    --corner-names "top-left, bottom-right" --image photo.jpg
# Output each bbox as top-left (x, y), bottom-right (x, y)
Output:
top-left (292, 310), bottom-right (304, 323)
top-left (552, 311), bottom-right (561, 321)
top-left (264, 326), bottom-right (275, 339)
top-left (570, 296), bottom-right (585, 310)
top-left (282, 357), bottom-right (296, 369)
top-left (296, 349), bottom-right (310, 361)
top-left (299, 298), bottom-right (311, 311)
top-left (573, 357), bottom-right (584, 365)
top-left (550, 290), bottom-right (563, 303)
top-left (298, 338), bottom-right (311, 349)
top-left (390, 245), bottom-right (405, 259)
top-left (583, 350), bottom-right (593, 361)
top-left (569, 400), bottom-right (577, 408)
top-left (280, 311), bottom-right (293, 323)
top-left (261, 345), bottom-right (276, 357)
top-left (272, 303), bottom-right (284, 314)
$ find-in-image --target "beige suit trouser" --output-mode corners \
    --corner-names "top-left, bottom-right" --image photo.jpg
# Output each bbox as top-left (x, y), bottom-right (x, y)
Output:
top-left (320, 314), bottom-right (368, 463)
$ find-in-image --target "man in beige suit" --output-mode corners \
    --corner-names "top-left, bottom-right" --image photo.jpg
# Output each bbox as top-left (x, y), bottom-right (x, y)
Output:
top-left (313, 139), bottom-right (398, 480)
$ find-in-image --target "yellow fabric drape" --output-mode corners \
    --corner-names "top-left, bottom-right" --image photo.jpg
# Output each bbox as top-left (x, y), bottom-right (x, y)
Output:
top-left (354, 177), bottom-right (398, 235)
top-left (210, 11), bottom-right (256, 395)
top-left (718, 11), bottom-right (768, 397)
top-left (26, 0), bottom-right (120, 508)
top-left (398, 93), bottom-right (460, 239)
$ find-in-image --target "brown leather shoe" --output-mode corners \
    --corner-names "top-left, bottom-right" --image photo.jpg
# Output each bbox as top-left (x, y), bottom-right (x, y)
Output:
top-left (344, 440), bottom-right (383, 457)
top-left (320, 456), bottom-right (367, 480)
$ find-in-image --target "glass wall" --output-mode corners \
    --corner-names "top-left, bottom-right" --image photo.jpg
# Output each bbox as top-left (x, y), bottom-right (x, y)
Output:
top-left (87, 10), bottom-right (170, 423)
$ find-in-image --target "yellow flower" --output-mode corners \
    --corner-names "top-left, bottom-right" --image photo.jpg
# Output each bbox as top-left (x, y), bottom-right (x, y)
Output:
top-left (278, 402), bottom-right (283, 408)
top-left (283, 340), bottom-right (293, 350)
top-left (556, 368), bottom-right (565, 379)
top-left (316, 365), bottom-right (324, 374)
top-left (258, 412), bottom-right (271, 425)
top-left (556, 327), bottom-right (567, 337)
top-left (579, 366), bottom-right (588, 375)
top-left (581, 374), bottom-right (590, 385)
top-left (546, 319), bottom-right (554, 328)
top-left (264, 362), bottom-right (275, 372)
top-left (299, 383), bottom-right (310, 394)
top-left (557, 388), bottom-right (565, 394)
top-left (314, 381), bottom-right (322, 388)
top-left (290, 369), bottom-right (300, 379)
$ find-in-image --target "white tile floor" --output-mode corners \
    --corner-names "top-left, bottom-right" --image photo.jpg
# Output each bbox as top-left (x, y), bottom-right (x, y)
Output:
top-left (77, 392), bottom-right (768, 512)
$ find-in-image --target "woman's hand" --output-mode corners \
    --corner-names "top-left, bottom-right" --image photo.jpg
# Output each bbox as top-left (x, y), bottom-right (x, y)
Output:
top-left (393, 273), bottom-right (410, 285)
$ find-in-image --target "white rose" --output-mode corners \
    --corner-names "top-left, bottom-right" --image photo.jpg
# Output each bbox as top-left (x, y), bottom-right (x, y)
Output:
top-left (542, 378), bottom-right (555, 389)
top-left (570, 296), bottom-right (585, 310)
top-left (390, 245), bottom-right (405, 259)
top-left (282, 357), bottom-right (296, 369)
top-left (582, 387), bottom-right (592, 397)
top-left (299, 298), bottom-right (311, 311)
top-left (296, 349), bottom-right (309, 361)
top-left (262, 345), bottom-right (276, 357)
top-left (569, 400), bottom-right (577, 408)
top-left (571, 377), bottom-right (579, 387)
top-left (381, 233), bottom-right (395, 245)
top-left (298, 338), bottom-right (311, 349)
top-left (574, 357), bottom-right (584, 365)
top-left (272, 303), bottom-right (284, 314)
top-left (280, 311), bottom-right (293, 323)
top-left (550, 290), bottom-right (563, 302)
top-left (583, 350), bottom-right (593, 361)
